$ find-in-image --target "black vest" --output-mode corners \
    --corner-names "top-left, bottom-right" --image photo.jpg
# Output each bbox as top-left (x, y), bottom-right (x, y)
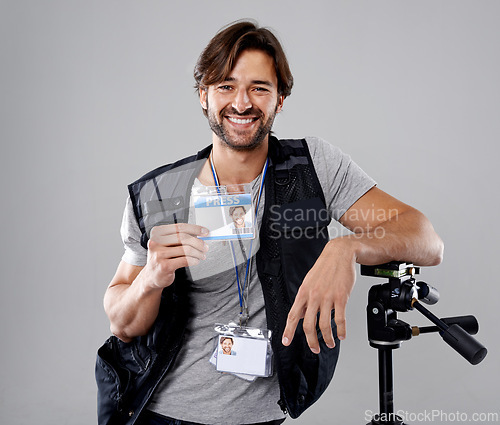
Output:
top-left (95, 137), bottom-right (340, 425)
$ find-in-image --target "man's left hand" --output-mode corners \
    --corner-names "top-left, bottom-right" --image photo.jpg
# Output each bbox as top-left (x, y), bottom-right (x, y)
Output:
top-left (281, 239), bottom-right (356, 353)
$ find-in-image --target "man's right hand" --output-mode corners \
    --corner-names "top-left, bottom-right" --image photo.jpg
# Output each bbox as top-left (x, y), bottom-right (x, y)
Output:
top-left (144, 223), bottom-right (210, 291)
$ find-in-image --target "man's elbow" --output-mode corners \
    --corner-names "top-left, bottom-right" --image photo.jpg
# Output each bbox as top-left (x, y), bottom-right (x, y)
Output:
top-left (108, 312), bottom-right (152, 343)
top-left (430, 234), bottom-right (444, 266)
top-left (421, 227), bottom-right (444, 267)
top-left (413, 211), bottom-right (444, 267)
top-left (110, 324), bottom-right (134, 344)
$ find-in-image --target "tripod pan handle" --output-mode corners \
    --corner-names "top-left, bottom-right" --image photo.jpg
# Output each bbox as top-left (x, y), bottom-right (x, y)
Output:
top-left (441, 324), bottom-right (487, 365)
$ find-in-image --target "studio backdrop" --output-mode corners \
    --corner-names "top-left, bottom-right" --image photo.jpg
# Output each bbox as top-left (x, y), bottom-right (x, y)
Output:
top-left (1, 1), bottom-right (498, 424)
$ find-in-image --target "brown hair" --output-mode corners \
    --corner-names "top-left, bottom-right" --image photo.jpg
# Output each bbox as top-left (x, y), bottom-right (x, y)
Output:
top-left (194, 20), bottom-right (294, 108)
top-left (229, 205), bottom-right (246, 217)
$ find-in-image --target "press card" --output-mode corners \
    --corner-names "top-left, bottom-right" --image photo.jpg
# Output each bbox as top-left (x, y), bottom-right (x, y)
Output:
top-left (192, 185), bottom-right (255, 241)
top-left (211, 324), bottom-right (273, 378)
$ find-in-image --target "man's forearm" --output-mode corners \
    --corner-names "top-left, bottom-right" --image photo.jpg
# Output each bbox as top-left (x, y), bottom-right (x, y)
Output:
top-left (335, 208), bottom-right (444, 267)
top-left (104, 265), bottom-right (164, 343)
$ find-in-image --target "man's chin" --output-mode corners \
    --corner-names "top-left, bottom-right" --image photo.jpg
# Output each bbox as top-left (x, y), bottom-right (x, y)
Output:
top-left (220, 134), bottom-right (266, 151)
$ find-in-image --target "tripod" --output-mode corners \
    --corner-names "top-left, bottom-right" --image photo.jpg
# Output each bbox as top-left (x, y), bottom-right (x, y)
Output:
top-left (361, 262), bottom-right (487, 425)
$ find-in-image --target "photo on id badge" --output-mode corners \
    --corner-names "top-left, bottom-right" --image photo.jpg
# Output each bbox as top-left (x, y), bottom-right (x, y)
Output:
top-left (216, 334), bottom-right (268, 376)
top-left (193, 187), bottom-right (255, 241)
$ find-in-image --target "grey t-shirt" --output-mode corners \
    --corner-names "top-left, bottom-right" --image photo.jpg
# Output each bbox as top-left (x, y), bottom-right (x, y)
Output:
top-left (119, 136), bottom-right (376, 424)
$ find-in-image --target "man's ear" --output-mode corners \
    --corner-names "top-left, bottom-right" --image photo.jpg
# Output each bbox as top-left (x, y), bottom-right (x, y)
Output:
top-left (199, 87), bottom-right (208, 110)
top-left (276, 95), bottom-right (284, 113)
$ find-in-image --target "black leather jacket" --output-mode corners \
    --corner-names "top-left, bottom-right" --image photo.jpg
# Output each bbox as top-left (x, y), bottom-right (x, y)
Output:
top-left (96, 137), bottom-right (340, 425)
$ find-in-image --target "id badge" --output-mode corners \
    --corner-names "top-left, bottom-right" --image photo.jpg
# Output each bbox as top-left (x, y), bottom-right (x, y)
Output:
top-left (192, 185), bottom-right (255, 241)
top-left (210, 323), bottom-right (273, 378)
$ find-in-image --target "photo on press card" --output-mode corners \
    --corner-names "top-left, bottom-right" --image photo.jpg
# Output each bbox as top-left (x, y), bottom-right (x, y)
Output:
top-left (216, 334), bottom-right (268, 376)
top-left (193, 190), bottom-right (255, 241)
top-left (219, 336), bottom-right (238, 356)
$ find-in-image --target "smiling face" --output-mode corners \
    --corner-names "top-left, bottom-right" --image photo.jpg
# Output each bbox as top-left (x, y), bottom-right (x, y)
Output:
top-left (221, 338), bottom-right (233, 354)
top-left (230, 206), bottom-right (247, 228)
top-left (200, 49), bottom-right (284, 151)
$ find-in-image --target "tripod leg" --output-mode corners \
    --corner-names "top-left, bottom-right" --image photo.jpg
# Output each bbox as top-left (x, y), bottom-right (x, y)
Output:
top-left (368, 348), bottom-right (405, 425)
top-left (379, 349), bottom-right (395, 418)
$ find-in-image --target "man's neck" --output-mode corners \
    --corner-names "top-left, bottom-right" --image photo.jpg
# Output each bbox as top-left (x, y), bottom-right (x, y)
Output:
top-left (208, 136), bottom-right (269, 186)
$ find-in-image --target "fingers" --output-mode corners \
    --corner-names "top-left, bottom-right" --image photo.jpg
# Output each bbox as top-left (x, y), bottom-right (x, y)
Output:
top-left (282, 297), bottom-right (325, 355)
top-left (303, 304), bottom-right (321, 354)
top-left (319, 305), bottom-right (335, 349)
top-left (150, 223), bottom-right (209, 253)
top-left (281, 300), bottom-right (305, 348)
top-left (161, 245), bottom-right (207, 261)
top-left (150, 223), bottom-right (209, 244)
top-left (282, 298), bottom-right (346, 354)
top-left (152, 223), bottom-right (208, 237)
top-left (167, 255), bottom-right (202, 270)
top-left (334, 304), bottom-right (346, 341)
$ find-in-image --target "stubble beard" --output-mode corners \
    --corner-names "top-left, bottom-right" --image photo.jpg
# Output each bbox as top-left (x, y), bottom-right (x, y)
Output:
top-left (206, 101), bottom-right (278, 152)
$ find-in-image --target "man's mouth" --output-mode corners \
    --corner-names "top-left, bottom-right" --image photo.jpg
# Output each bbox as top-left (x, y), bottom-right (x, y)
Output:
top-left (226, 116), bottom-right (258, 125)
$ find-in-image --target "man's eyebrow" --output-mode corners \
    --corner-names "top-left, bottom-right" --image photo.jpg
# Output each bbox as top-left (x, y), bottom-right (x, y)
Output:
top-left (252, 80), bottom-right (274, 87)
top-left (221, 77), bottom-right (275, 87)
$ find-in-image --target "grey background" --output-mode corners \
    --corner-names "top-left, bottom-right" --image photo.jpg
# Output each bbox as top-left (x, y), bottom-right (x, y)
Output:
top-left (1, 1), bottom-right (499, 424)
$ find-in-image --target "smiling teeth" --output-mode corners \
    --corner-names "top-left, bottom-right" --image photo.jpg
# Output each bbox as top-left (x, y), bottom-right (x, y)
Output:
top-left (228, 117), bottom-right (254, 124)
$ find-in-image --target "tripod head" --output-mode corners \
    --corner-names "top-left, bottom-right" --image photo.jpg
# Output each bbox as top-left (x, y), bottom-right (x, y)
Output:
top-left (361, 261), bottom-right (487, 364)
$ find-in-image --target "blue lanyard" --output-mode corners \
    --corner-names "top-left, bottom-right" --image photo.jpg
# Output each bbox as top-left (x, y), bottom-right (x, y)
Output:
top-left (209, 152), bottom-right (269, 324)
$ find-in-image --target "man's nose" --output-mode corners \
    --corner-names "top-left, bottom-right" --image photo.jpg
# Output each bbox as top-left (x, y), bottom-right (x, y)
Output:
top-left (232, 90), bottom-right (252, 113)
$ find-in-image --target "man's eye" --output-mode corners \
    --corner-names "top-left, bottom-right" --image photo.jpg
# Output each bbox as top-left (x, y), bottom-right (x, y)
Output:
top-left (254, 87), bottom-right (269, 92)
top-left (218, 85), bottom-right (232, 91)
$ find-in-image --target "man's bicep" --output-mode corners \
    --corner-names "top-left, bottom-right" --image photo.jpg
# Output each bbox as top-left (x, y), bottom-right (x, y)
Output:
top-left (339, 187), bottom-right (414, 232)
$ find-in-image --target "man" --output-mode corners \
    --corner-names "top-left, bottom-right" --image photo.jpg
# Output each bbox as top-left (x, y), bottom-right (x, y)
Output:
top-left (220, 337), bottom-right (236, 356)
top-left (97, 21), bottom-right (443, 425)
top-left (228, 206), bottom-right (251, 234)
